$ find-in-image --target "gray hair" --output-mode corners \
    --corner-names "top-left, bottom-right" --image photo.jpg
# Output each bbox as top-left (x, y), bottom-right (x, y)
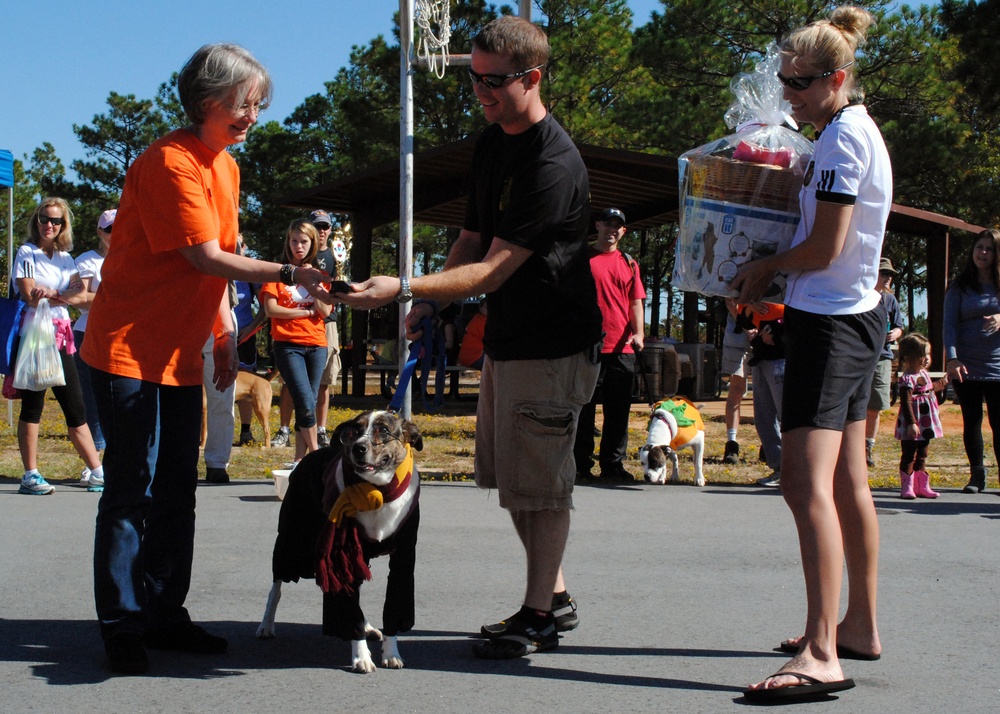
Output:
top-left (177, 43), bottom-right (273, 125)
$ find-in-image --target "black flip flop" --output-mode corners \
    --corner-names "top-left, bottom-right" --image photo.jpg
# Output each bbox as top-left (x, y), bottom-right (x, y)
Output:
top-left (744, 671), bottom-right (856, 703)
top-left (777, 640), bottom-right (881, 661)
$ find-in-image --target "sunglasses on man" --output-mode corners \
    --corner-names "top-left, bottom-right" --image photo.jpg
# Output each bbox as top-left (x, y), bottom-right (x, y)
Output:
top-left (776, 61), bottom-right (855, 91)
top-left (467, 64), bottom-right (543, 90)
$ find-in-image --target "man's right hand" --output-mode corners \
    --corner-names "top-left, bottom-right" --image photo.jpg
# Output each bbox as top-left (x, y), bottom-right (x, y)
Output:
top-left (337, 275), bottom-right (402, 310)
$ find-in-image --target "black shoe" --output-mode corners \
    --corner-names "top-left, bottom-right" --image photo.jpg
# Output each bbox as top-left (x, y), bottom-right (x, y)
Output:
top-left (475, 612), bottom-right (558, 658)
top-left (205, 468), bottom-right (230, 484)
top-left (963, 466), bottom-right (987, 493)
top-left (105, 632), bottom-right (149, 675)
top-left (550, 592), bottom-right (579, 631)
top-left (481, 593), bottom-right (579, 638)
top-left (237, 431), bottom-right (255, 447)
top-left (723, 440), bottom-right (740, 464)
top-left (865, 443), bottom-right (876, 468)
top-left (599, 464), bottom-right (635, 484)
top-left (144, 622), bottom-right (228, 654)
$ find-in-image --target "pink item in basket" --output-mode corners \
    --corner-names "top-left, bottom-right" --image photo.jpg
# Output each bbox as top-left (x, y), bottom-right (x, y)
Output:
top-left (732, 141), bottom-right (792, 168)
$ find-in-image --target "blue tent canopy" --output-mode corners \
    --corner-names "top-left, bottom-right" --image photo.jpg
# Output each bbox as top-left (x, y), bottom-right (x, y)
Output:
top-left (0, 150), bottom-right (13, 188)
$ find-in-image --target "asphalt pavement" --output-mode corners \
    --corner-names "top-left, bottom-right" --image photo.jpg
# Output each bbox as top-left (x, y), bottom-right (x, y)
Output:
top-left (1, 475), bottom-right (998, 713)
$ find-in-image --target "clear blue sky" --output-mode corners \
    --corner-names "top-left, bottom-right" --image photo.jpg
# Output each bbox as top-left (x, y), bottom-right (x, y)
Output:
top-left (2, 0), bottom-right (663, 173)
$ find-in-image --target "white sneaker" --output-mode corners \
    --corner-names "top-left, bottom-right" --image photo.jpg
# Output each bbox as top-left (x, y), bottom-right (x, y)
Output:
top-left (19, 473), bottom-right (55, 495)
top-left (81, 467), bottom-right (104, 492)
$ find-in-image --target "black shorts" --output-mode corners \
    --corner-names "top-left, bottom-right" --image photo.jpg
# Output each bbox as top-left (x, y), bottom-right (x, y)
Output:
top-left (781, 303), bottom-right (885, 432)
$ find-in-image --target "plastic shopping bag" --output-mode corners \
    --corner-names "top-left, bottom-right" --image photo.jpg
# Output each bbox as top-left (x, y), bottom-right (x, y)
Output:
top-left (12, 298), bottom-right (65, 391)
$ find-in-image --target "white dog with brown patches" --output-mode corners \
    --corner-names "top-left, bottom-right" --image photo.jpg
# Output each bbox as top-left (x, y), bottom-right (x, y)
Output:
top-left (639, 397), bottom-right (706, 486)
top-left (257, 410), bottom-right (422, 673)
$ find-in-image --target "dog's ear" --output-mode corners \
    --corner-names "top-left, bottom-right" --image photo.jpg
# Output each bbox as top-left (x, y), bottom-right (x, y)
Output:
top-left (401, 420), bottom-right (423, 451)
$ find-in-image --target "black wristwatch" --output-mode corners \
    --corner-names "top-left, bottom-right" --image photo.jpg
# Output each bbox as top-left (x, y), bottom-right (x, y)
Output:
top-left (396, 276), bottom-right (413, 303)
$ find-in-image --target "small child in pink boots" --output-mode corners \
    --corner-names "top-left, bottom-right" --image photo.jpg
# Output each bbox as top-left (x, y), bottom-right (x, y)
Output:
top-left (894, 333), bottom-right (948, 499)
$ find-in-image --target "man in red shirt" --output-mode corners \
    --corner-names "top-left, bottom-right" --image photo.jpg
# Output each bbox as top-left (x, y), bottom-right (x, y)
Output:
top-left (574, 207), bottom-right (646, 483)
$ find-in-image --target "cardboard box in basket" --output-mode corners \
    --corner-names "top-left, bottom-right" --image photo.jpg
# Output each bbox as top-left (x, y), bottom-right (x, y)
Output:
top-left (672, 45), bottom-right (814, 302)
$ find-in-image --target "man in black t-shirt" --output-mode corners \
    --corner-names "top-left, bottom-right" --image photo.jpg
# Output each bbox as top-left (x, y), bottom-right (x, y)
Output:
top-left (340, 16), bottom-right (602, 660)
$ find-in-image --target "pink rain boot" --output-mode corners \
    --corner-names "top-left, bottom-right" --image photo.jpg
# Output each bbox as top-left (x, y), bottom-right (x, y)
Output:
top-left (913, 470), bottom-right (939, 499)
top-left (899, 470), bottom-right (916, 499)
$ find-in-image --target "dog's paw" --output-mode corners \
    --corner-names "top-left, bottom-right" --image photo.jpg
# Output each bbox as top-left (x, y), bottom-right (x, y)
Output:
top-left (351, 639), bottom-right (378, 674)
top-left (352, 658), bottom-right (377, 674)
top-left (695, 478), bottom-right (706, 487)
top-left (256, 623), bottom-right (275, 639)
top-left (381, 635), bottom-right (404, 669)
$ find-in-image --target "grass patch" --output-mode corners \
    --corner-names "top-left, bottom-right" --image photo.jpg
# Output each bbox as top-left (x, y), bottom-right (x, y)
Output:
top-left (0, 391), bottom-right (988, 490)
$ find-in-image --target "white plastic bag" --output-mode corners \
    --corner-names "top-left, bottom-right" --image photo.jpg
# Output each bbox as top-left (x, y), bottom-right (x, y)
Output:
top-left (674, 44), bottom-right (814, 301)
top-left (13, 298), bottom-right (65, 391)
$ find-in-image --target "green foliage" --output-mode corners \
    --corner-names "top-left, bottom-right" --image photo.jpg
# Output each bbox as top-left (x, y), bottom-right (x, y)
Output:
top-left (11, 0), bottom-right (999, 314)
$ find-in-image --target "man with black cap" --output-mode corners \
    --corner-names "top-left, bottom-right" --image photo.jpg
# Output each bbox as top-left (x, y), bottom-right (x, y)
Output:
top-left (865, 256), bottom-right (904, 466)
top-left (573, 207), bottom-right (646, 483)
top-left (309, 209), bottom-right (341, 447)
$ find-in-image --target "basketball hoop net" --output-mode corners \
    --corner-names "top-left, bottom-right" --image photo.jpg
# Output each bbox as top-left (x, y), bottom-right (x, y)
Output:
top-left (415, 0), bottom-right (451, 78)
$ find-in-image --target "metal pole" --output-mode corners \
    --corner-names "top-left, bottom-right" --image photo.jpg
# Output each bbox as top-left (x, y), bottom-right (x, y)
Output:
top-left (398, 0), bottom-right (415, 419)
top-left (7, 185), bottom-right (13, 426)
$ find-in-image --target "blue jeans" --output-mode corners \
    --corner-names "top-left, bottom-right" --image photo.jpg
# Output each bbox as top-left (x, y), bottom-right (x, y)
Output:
top-left (73, 330), bottom-right (105, 450)
top-left (273, 341), bottom-right (326, 429)
top-left (91, 368), bottom-right (201, 639)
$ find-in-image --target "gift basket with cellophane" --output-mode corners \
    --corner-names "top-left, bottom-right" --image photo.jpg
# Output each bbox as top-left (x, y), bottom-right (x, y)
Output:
top-left (673, 44), bottom-right (814, 302)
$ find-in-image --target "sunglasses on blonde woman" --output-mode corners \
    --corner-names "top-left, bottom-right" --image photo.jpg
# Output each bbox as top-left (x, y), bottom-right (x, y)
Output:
top-left (776, 61), bottom-right (855, 91)
top-left (37, 215), bottom-right (64, 226)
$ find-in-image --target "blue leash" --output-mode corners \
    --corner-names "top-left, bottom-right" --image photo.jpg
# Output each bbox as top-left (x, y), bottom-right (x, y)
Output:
top-left (388, 317), bottom-right (439, 413)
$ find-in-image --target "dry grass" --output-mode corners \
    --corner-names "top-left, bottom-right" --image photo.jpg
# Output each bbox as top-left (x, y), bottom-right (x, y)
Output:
top-left (0, 386), bottom-right (987, 491)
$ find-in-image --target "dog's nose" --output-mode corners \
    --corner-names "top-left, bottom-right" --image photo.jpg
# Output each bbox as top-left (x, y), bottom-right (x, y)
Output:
top-left (352, 441), bottom-right (369, 458)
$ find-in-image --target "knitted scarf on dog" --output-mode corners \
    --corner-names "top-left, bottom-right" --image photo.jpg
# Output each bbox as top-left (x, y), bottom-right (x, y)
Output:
top-left (316, 445), bottom-right (414, 595)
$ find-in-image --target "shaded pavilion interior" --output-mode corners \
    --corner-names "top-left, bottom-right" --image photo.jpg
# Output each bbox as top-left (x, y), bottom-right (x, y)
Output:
top-left (282, 139), bottom-right (984, 395)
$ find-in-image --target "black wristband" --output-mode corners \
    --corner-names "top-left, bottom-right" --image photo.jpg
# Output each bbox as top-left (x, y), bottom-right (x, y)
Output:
top-left (279, 263), bottom-right (296, 285)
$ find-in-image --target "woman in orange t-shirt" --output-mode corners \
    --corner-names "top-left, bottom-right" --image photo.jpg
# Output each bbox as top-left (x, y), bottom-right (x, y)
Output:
top-left (260, 219), bottom-right (332, 463)
top-left (84, 44), bottom-right (332, 675)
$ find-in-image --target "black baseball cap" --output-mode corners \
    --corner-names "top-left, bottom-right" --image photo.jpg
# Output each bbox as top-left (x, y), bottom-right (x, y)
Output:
top-left (599, 207), bottom-right (626, 225)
